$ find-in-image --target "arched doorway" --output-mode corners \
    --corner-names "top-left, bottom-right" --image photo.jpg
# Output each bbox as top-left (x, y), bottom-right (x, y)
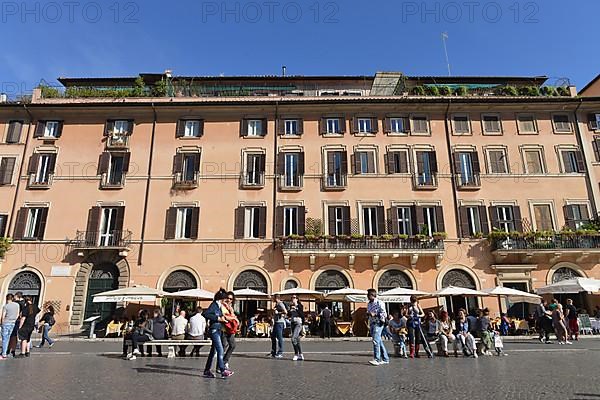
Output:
top-left (83, 263), bottom-right (119, 321)
top-left (8, 271), bottom-right (42, 305)
top-left (233, 270), bottom-right (269, 332)
top-left (442, 269), bottom-right (478, 316)
top-left (163, 270), bottom-right (198, 317)
top-left (551, 266), bottom-right (585, 309)
top-left (315, 270), bottom-right (350, 321)
top-left (378, 269), bottom-right (413, 315)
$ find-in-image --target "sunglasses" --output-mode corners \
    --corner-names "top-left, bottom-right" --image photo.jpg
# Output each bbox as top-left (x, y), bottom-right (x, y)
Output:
top-left (227, 297), bottom-right (234, 301)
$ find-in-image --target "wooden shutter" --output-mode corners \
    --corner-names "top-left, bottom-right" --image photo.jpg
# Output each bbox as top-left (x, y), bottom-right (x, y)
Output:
top-left (55, 121), bottom-right (64, 138)
top-left (261, 118), bottom-right (268, 136)
top-left (276, 152), bottom-right (285, 175)
top-left (434, 206), bottom-right (445, 232)
top-left (6, 121), bottom-right (23, 143)
top-left (172, 153), bottom-right (184, 174)
top-left (351, 152), bottom-right (359, 174)
top-left (12, 208), bottom-right (28, 239)
top-left (593, 137), bottom-right (600, 162)
top-left (298, 152), bottom-right (305, 175)
top-left (36, 207), bottom-right (49, 239)
top-left (33, 121), bottom-right (45, 138)
top-left (341, 206), bottom-right (351, 235)
top-left (328, 206), bottom-right (337, 235)
top-left (258, 154), bottom-right (266, 176)
top-left (105, 120), bottom-right (115, 136)
top-left (296, 119), bottom-right (304, 135)
top-left (389, 207), bottom-right (399, 234)
top-left (47, 153), bottom-right (57, 174)
top-left (416, 152), bottom-right (425, 174)
top-left (125, 120), bottom-right (134, 134)
top-left (164, 207), bottom-right (177, 239)
top-left (98, 152), bottom-right (110, 175)
top-left (588, 114), bottom-right (599, 130)
top-left (297, 206), bottom-right (306, 235)
top-left (371, 118), bottom-right (379, 133)
top-left (258, 206), bottom-right (267, 238)
top-left (86, 206), bottom-right (102, 235)
top-left (398, 152), bottom-right (408, 173)
top-left (339, 116), bottom-right (346, 133)
top-left (384, 117), bottom-right (392, 133)
top-left (340, 151), bottom-right (348, 175)
top-left (580, 204), bottom-right (590, 220)
top-left (351, 116), bottom-right (359, 133)
top-left (563, 205), bottom-right (576, 230)
top-left (385, 152), bottom-right (394, 174)
top-left (575, 151), bottom-right (585, 173)
top-left (453, 152), bottom-right (461, 176)
top-left (122, 152), bottom-right (131, 173)
top-left (326, 151), bottom-right (335, 175)
top-left (319, 117), bottom-right (327, 135)
top-left (376, 206), bottom-right (385, 235)
top-left (489, 206), bottom-right (499, 230)
top-left (240, 119), bottom-right (248, 137)
top-left (367, 152), bottom-right (375, 173)
top-left (430, 151), bottom-right (438, 173)
top-left (479, 205), bottom-right (489, 234)
top-left (413, 206), bottom-right (423, 234)
top-left (277, 119), bottom-right (285, 135)
top-left (190, 207), bottom-right (200, 239)
top-left (275, 206), bottom-right (284, 237)
top-left (459, 206), bottom-right (470, 237)
top-left (0, 157), bottom-right (16, 185)
top-left (0, 215), bottom-right (7, 237)
top-left (27, 154), bottom-right (39, 175)
top-left (114, 206), bottom-right (125, 232)
top-left (472, 151), bottom-right (481, 174)
top-left (512, 206), bottom-right (523, 232)
top-left (234, 207), bottom-right (245, 239)
top-left (194, 152), bottom-right (201, 172)
top-left (175, 120), bottom-right (186, 138)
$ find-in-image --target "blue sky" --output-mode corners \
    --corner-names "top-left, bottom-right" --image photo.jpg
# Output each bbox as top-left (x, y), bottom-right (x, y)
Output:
top-left (1, 0), bottom-right (599, 96)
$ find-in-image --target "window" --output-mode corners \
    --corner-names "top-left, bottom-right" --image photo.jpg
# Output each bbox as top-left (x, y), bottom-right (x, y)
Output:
top-left (98, 207), bottom-right (119, 246)
top-left (184, 120), bottom-right (201, 137)
top-left (165, 206), bottom-right (199, 239)
top-left (34, 121), bottom-right (62, 139)
top-left (353, 150), bottom-right (376, 174)
top-left (411, 116), bottom-right (429, 134)
top-left (327, 206), bottom-right (350, 235)
top-left (30, 153), bottom-right (56, 185)
top-left (362, 207), bottom-right (380, 236)
top-left (22, 207), bottom-right (48, 240)
top-left (560, 150), bottom-right (584, 173)
top-left (358, 118), bottom-right (372, 133)
top-left (0, 156), bottom-right (16, 185)
top-left (325, 150), bottom-right (347, 188)
top-left (5, 120), bottom-right (23, 143)
top-left (517, 114), bottom-right (537, 134)
top-left (283, 152), bottom-right (301, 187)
top-left (0, 214), bottom-right (7, 237)
top-left (44, 121), bottom-right (60, 138)
top-left (452, 115), bottom-right (471, 134)
top-left (113, 120), bottom-right (129, 134)
top-left (173, 152), bottom-right (200, 186)
top-left (107, 154), bottom-right (125, 186)
top-left (395, 206), bottom-right (412, 235)
top-left (533, 204), bottom-right (554, 231)
top-left (486, 149), bottom-right (509, 174)
top-left (175, 207), bottom-right (194, 239)
top-left (386, 117), bottom-right (409, 134)
top-left (245, 153), bottom-right (266, 186)
top-left (353, 117), bottom-right (377, 134)
top-left (283, 207), bottom-right (299, 236)
top-left (455, 151), bottom-right (480, 187)
top-left (552, 114), bottom-right (572, 133)
top-left (462, 206), bottom-right (484, 237)
top-left (496, 206), bottom-right (515, 233)
top-left (244, 207), bottom-right (263, 239)
top-left (98, 152), bottom-right (130, 187)
top-left (415, 151), bottom-right (437, 187)
top-left (326, 118), bottom-right (341, 134)
top-left (247, 120), bottom-right (263, 136)
top-left (482, 115), bottom-right (501, 134)
top-left (386, 150), bottom-right (409, 174)
top-left (284, 119), bottom-right (300, 136)
top-left (588, 113), bottom-right (600, 131)
top-left (523, 149), bottom-right (545, 174)
top-left (564, 204), bottom-right (589, 230)
top-left (420, 207), bottom-right (438, 237)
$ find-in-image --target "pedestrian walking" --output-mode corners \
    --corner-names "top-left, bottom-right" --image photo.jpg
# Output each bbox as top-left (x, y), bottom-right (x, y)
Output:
top-left (550, 300), bottom-right (570, 345)
top-left (367, 289), bottom-right (389, 366)
top-left (8, 292), bottom-right (25, 357)
top-left (221, 292), bottom-right (239, 368)
top-left (320, 305), bottom-right (332, 339)
top-left (203, 289), bottom-right (234, 379)
top-left (476, 308), bottom-right (493, 355)
top-left (270, 294), bottom-right (287, 358)
top-left (407, 295), bottom-right (432, 358)
top-left (35, 305), bottom-right (56, 348)
top-left (289, 295), bottom-right (305, 361)
top-left (1, 294), bottom-right (20, 359)
top-left (534, 299), bottom-right (552, 344)
top-left (148, 309), bottom-right (168, 357)
top-left (17, 296), bottom-right (40, 357)
top-left (564, 299), bottom-right (579, 341)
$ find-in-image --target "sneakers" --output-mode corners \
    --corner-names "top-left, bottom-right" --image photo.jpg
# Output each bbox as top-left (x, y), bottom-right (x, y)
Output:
top-left (380, 360), bottom-right (390, 365)
top-left (292, 355), bottom-right (299, 361)
top-left (0, 355), bottom-right (7, 360)
top-left (203, 371), bottom-right (216, 379)
top-left (369, 360), bottom-right (381, 366)
top-left (274, 354), bottom-right (284, 359)
top-left (132, 349), bottom-right (141, 356)
top-left (221, 370), bottom-right (234, 378)
top-left (565, 341), bottom-right (573, 345)
top-left (48, 343), bottom-right (54, 348)
top-left (298, 354), bottom-right (304, 361)
top-left (544, 340), bottom-right (553, 344)
top-left (34, 345), bottom-right (43, 348)
top-left (126, 353), bottom-right (136, 360)
top-left (224, 363), bottom-right (230, 370)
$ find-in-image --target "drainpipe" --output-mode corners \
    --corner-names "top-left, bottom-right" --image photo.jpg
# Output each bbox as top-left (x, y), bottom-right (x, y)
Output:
top-left (443, 99), bottom-right (462, 243)
top-left (137, 103), bottom-right (157, 267)
top-left (272, 100), bottom-right (279, 240)
top-left (573, 99), bottom-right (598, 217)
top-left (7, 105), bottom-right (34, 236)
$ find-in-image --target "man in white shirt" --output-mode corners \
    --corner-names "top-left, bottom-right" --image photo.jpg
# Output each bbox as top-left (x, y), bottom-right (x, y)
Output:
top-left (171, 310), bottom-right (188, 357)
top-left (188, 307), bottom-right (206, 357)
top-left (367, 289), bottom-right (389, 366)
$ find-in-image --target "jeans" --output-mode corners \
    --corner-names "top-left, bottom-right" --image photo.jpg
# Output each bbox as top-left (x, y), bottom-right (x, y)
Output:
top-left (438, 333), bottom-right (455, 353)
top-left (370, 323), bottom-right (389, 362)
top-left (271, 322), bottom-right (284, 356)
top-left (205, 328), bottom-right (226, 373)
top-left (322, 319), bottom-right (331, 338)
top-left (2, 323), bottom-right (15, 356)
top-left (39, 324), bottom-right (54, 347)
top-left (291, 319), bottom-right (303, 355)
top-left (222, 332), bottom-right (236, 364)
top-left (131, 332), bottom-right (151, 354)
top-left (454, 333), bottom-right (476, 355)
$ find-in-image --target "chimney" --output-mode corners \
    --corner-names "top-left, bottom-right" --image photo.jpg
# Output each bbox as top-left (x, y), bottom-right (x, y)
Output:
top-left (282, 66), bottom-right (286, 77)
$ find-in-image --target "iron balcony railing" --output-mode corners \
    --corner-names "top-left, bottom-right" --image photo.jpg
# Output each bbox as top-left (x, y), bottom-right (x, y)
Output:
top-left (173, 172), bottom-right (200, 188)
top-left (322, 173), bottom-right (348, 189)
top-left (456, 173), bottom-right (481, 189)
top-left (280, 236), bottom-right (444, 251)
top-left (413, 173), bottom-right (438, 189)
top-left (106, 133), bottom-right (130, 149)
top-left (491, 234), bottom-right (600, 251)
top-left (73, 230), bottom-right (132, 249)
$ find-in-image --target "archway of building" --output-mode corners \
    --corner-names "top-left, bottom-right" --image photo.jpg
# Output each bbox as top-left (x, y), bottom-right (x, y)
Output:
top-left (376, 267), bottom-right (415, 316)
top-left (8, 270), bottom-right (43, 306)
top-left (441, 268), bottom-right (478, 316)
top-left (162, 269), bottom-right (199, 318)
top-left (232, 268), bottom-right (270, 334)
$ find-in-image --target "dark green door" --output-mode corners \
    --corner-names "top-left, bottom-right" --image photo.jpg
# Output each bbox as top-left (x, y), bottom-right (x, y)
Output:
top-left (84, 264), bottom-right (119, 321)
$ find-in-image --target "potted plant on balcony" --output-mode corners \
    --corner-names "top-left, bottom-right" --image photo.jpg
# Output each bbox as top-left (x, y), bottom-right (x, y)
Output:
top-left (411, 86), bottom-right (426, 96)
top-left (438, 86), bottom-right (452, 96)
top-left (0, 237), bottom-right (12, 260)
top-left (432, 232), bottom-right (447, 240)
top-left (454, 86), bottom-right (468, 96)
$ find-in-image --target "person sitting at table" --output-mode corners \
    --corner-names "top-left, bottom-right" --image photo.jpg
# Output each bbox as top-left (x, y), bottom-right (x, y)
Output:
top-left (436, 311), bottom-right (455, 357)
top-left (454, 309), bottom-right (477, 358)
top-left (248, 313), bottom-right (259, 337)
top-left (423, 311), bottom-right (438, 343)
top-left (499, 313), bottom-right (510, 336)
top-left (127, 310), bottom-right (154, 360)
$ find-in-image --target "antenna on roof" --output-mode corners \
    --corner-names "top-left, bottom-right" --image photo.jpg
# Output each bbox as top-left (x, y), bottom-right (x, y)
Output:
top-left (441, 32), bottom-right (451, 76)
top-left (282, 65), bottom-right (287, 77)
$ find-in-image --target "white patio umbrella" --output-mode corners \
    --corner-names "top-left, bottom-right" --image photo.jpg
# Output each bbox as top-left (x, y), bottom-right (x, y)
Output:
top-left (92, 285), bottom-right (167, 303)
top-left (428, 286), bottom-right (488, 312)
top-left (233, 288), bottom-right (271, 300)
top-left (536, 278), bottom-right (600, 294)
top-left (164, 288), bottom-right (215, 301)
top-left (484, 286), bottom-right (541, 314)
top-left (378, 288), bottom-right (431, 304)
top-left (325, 288), bottom-right (368, 302)
top-left (272, 288), bottom-right (324, 300)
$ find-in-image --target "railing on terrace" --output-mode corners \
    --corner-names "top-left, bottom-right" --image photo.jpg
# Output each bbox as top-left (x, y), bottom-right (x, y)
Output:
top-left (279, 236), bottom-right (444, 251)
top-left (72, 230), bottom-right (132, 249)
top-left (490, 234), bottom-right (600, 251)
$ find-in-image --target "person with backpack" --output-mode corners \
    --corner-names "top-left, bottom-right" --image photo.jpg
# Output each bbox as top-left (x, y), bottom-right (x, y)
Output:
top-left (221, 291), bottom-right (239, 369)
top-left (203, 289), bottom-right (234, 379)
top-left (367, 289), bottom-right (389, 366)
top-left (35, 305), bottom-right (56, 348)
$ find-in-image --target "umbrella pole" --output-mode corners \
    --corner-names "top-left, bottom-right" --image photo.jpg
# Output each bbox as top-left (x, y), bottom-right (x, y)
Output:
top-left (450, 296), bottom-right (454, 313)
top-left (497, 296), bottom-right (503, 316)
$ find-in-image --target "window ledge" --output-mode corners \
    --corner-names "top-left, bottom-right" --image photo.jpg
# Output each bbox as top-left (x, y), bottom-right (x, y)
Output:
top-left (385, 133), bottom-right (409, 137)
top-left (279, 134), bottom-right (302, 139)
top-left (321, 134), bottom-right (345, 138)
top-left (178, 136), bottom-right (202, 140)
top-left (353, 133), bottom-right (377, 137)
top-left (242, 135), bottom-right (267, 139)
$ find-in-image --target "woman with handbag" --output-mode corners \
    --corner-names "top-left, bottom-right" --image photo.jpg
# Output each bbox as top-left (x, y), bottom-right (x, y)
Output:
top-left (221, 291), bottom-right (239, 369)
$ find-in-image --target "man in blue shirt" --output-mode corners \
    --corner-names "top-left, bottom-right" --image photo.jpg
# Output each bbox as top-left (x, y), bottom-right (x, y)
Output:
top-left (367, 289), bottom-right (389, 366)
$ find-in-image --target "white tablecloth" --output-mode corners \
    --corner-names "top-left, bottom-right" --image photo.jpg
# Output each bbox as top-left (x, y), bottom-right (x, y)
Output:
top-left (590, 318), bottom-right (600, 331)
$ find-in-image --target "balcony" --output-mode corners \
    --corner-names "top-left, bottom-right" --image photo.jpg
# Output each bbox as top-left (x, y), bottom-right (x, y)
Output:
top-left (106, 133), bottom-right (130, 149)
top-left (240, 172), bottom-right (265, 189)
top-left (322, 173), bottom-right (347, 190)
top-left (490, 233), bottom-right (600, 264)
top-left (456, 174), bottom-right (481, 190)
top-left (27, 175), bottom-right (52, 189)
top-left (278, 235), bottom-right (444, 270)
top-left (100, 173), bottom-right (125, 189)
top-left (71, 230), bottom-right (132, 255)
top-left (173, 172), bottom-right (199, 189)
top-left (413, 173), bottom-right (437, 190)
top-left (278, 175), bottom-right (303, 191)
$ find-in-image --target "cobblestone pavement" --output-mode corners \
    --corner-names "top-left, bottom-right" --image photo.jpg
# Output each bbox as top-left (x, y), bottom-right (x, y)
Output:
top-left (1, 339), bottom-right (599, 400)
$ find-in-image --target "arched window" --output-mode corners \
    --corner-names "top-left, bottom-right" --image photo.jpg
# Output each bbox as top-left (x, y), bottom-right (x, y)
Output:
top-left (8, 271), bottom-right (42, 299)
top-left (442, 269), bottom-right (476, 289)
top-left (315, 270), bottom-right (349, 293)
top-left (552, 267), bottom-right (581, 284)
top-left (284, 280), bottom-right (298, 290)
top-left (378, 270), bottom-right (413, 292)
top-left (163, 270), bottom-right (198, 293)
top-left (233, 270), bottom-right (268, 293)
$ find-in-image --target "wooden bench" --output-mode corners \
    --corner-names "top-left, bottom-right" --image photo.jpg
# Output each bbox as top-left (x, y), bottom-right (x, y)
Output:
top-left (125, 339), bottom-right (211, 358)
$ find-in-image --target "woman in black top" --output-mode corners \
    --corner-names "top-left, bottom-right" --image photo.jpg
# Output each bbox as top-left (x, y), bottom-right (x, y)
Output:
top-left (18, 296), bottom-right (40, 357)
top-left (36, 305), bottom-right (56, 348)
top-left (289, 295), bottom-right (305, 361)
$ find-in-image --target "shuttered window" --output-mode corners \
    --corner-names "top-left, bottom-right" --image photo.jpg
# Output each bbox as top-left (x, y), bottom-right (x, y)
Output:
top-left (517, 114), bottom-right (537, 134)
top-left (524, 150), bottom-right (544, 174)
top-left (0, 157), bottom-right (16, 185)
top-left (482, 115), bottom-right (501, 133)
top-left (452, 115), bottom-right (470, 134)
top-left (5, 120), bottom-right (24, 143)
top-left (14, 207), bottom-right (48, 240)
top-left (563, 204), bottom-right (589, 230)
top-left (487, 149), bottom-right (508, 173)
top-left (560, 150), bottom-right (584, 173)
top-left (552, 114), bottom-right (572, 133)
top-left (533, 204), bottom-right (554, 231)
top-left (411, 116), bottom-right (429, 134)
top-left (386, 151), bottom-right (409, 174)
